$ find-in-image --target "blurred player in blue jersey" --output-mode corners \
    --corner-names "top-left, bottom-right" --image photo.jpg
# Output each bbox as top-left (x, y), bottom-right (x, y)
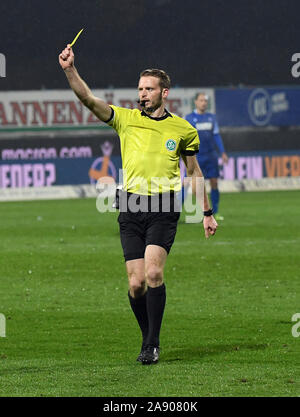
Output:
top-left (185, 93), bottom-right (228, 220)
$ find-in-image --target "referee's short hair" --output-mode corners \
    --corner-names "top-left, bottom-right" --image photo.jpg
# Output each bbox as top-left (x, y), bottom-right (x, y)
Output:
top-left (139, 68), bottom-right (171, 90)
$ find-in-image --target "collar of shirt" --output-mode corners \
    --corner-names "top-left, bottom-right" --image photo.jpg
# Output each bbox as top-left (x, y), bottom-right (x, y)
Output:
top-left (193, 109), bottom-right (205, 115)
top-left (141, 109), bottom-right (173, 121)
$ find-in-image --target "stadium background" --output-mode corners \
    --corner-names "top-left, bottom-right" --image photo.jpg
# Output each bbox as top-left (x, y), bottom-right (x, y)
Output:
top-left (0, 0), bottom-right (300, 399)
top-left (1, 0), bottom-right (300, 195)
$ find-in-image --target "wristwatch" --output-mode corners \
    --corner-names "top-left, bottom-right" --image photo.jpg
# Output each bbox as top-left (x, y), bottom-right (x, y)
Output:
top-left (203, 208), bottom-right (213, 216)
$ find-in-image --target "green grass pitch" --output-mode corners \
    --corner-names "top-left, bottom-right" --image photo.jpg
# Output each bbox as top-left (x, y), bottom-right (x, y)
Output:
top-left (0, 190), bottom-right (299, 397)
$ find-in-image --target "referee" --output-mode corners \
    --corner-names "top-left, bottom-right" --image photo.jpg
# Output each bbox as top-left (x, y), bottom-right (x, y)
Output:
top-left (59, 45), bottom-right (218, 365)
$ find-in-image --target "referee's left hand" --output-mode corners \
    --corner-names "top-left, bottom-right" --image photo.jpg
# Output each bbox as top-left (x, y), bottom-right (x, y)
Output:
top-left (203, 216), bottom-right (218, 238)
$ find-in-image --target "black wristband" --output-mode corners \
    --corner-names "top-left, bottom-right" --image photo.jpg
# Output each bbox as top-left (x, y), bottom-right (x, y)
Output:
top-left (203, 208), bottom-right (213, 216)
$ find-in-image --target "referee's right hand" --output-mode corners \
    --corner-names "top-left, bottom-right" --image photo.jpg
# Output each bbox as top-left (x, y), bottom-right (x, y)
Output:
top-left (59, 44), bottom-right (74, 70)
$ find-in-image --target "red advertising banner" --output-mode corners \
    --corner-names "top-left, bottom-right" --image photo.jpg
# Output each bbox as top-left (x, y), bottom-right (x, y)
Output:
top-left (0, 88), bottom-right (215, 131)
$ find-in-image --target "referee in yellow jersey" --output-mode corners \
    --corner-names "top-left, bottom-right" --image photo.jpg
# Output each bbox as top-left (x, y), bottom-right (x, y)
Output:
top-left (59, 44), bottom-right (218, 365)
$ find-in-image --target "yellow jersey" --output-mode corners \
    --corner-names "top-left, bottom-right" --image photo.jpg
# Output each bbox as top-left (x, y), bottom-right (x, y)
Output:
top-left (107, 105), bottom-right (199, 195)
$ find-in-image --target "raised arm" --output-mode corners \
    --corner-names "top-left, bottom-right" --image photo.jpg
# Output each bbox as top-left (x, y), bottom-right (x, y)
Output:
top-left (184, 154), bottom-right (218, 238)
top-left (58, 44), bottom-right (112, 122)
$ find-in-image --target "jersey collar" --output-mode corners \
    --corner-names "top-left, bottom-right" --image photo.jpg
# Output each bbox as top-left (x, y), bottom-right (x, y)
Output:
top-left (193, 109), bottom-right (206, 115)
top-left (141, 109), bottom-right (172, 121)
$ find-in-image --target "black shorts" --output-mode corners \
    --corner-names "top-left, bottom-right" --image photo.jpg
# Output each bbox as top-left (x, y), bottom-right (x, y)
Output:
top-left (117, 192), bottom-right (181, 261)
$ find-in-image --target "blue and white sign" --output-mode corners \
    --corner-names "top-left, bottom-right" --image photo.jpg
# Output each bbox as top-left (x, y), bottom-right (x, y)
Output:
top-left (216, 87), bottom-right (300, 127)
top-left (248, 88), bottom-right (273, 126)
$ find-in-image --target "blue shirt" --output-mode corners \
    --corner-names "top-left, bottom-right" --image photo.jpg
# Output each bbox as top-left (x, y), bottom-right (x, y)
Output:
top-left (185, 110), bottom-right (225, 155)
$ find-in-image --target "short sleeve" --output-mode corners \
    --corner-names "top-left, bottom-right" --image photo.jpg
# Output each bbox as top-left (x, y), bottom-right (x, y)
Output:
top-left (106, 105), bottom-right (131, 134)
top-left (180, 125), bottom-right (199, 156)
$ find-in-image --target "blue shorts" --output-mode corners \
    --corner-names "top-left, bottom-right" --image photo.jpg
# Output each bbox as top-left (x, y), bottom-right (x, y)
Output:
top-left (197, 151), bottom-right (219, 179)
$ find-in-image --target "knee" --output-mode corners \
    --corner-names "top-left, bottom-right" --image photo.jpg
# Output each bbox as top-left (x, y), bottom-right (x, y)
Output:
top-left (128, 273), bottom-right (146, 298)
top-left (210, 178), bottom-right (218, 189)
top-left (145, 265), bottom-right (163, 287)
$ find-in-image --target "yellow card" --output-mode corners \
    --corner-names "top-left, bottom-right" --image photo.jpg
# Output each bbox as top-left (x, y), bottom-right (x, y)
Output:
top-left (69, 29), bottom-right (84, 47)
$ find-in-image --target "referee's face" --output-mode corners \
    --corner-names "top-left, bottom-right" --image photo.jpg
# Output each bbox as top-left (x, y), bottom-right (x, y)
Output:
top-left (138, 76), bottom-right (168, 113)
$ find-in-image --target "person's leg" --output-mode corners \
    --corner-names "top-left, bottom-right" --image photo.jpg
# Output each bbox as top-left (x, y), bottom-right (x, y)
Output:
top-left (141, 205), bottom-right (179, 364)
top-left (140, 244), bottom-right (168, 364)
top-left (118, 210), bottom-right (148, 360)
top-left (126, 258), bottom-right (149, 360)
top-left (208, 153), bottom-right (223, 218)
top-left (210, 177), bottom-right (219, 214)
top-left (144, 245), bottom-right (167, 343)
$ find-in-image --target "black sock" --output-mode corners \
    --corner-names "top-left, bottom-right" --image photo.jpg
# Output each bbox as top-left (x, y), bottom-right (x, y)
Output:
top-left (145, 284), bottom-right (166, 348)
top-left (128, 291), bottom-right (149, 347)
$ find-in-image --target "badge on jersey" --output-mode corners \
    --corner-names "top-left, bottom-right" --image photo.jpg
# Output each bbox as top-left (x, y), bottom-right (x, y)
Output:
top-left (165, 139), bottom-right (177, 151)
